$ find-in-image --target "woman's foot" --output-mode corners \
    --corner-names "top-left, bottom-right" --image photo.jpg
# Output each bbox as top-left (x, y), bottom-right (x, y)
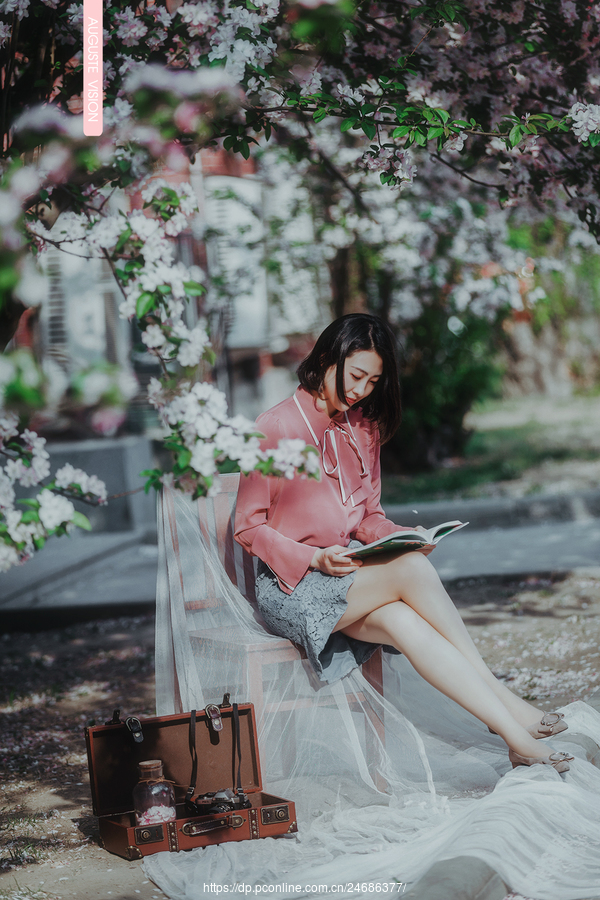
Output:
top-left (508, 749), bottom-right (574, 773)
top-left (490, 711), bottom-right (568, 739)
top-left (528, 712), bottom-right (567, 739)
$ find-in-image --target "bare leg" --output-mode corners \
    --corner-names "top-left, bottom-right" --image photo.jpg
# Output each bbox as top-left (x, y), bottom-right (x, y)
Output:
top-left (341, 600), bottom-right (551, 759)
top-left (337, 552), bottom-right (545, 730)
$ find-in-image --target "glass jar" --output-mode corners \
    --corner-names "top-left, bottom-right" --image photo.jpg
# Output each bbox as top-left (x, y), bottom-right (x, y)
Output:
top-left (132, 759), bottom-right (177, 826)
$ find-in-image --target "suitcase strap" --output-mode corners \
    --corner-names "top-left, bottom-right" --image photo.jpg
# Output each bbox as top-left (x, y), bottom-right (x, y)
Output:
top-left (185, 703), bottom-right (243, 804)
top-left (185, 709), bottom-right (198, 806)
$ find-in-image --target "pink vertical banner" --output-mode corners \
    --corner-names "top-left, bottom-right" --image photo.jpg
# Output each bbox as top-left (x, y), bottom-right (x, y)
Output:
top-left (83, 0), bottom-right (103, 136)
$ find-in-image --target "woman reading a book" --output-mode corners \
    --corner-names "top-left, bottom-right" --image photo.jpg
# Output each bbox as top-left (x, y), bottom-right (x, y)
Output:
top-left (234, 313), bottom-right (571, 772)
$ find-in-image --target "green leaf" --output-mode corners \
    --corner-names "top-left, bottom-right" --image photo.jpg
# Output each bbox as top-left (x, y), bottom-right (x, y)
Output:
top-left (361, 121), bottom-right (376, 140)
top-left (136, 292), bottom-right (156, 318)
top-left (427, 126), bottom-right (445, 140)
top-left (508, 124), bottom-right (523, 147)
top-left (340, 117), bottom-right (358, 132)
top-left (217, 458), bottom-right (240, 474)
top-left (177, 448), bottom-right (192, 469)
top-left (141, 468), bottom-right (163, 493)
top-left (392, 125), bottom-right (411, 138)
top-left (313, 108), bottom-right (328, 123)
top-left (114, 225), bottom-right (132, 254)
top-left (17, 499), bottom-right (39, 508)
top-left (71, 511), bottom-right (92, 531)
top-left (183, 280), bottom-right (206, 296)
top-left (414, 129), bottom-right (427, 147)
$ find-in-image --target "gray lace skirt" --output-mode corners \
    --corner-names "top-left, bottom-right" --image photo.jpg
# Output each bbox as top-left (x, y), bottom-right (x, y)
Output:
top-left (255, 542), bottom-right (398, 684)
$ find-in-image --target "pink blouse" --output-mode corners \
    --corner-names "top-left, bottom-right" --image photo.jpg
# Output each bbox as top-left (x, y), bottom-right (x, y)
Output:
top-left (234, 386), bottom-right (408, 594)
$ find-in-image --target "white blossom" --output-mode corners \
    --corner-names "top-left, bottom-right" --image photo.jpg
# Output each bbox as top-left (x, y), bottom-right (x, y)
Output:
top-left (0, 542), bottom-right (20, 572)
top-left (0, 0), bottom-right (30, 20)
top-left (66, 2), bottom-right (83, 28)
top-left (176, 323), bottom-right (210, 367)
top-left (22, 429), bottom-right (47, 456)
top-left (0, 412), bottom-right (19, 444)
top-left (87, 216), bottom-right (129, 253)
top-left (117, 369), bottom-right (139, 401)
top-left (0, 191), bottom-right (22, 227)
top-left (270, 438), bottom-right (311, 479)
top-left (189, 441), bottom-right (217, 477)
top-left (79, 370), bottom-right (112, 405)
top-left (147, 377), bottom-right (165, 408)
top-left (164, 211), bottom-right (188, 236)
top-left (445, 133), bottom-right (466, 153)
top-left (128, 211), bottom-right (162, 241)
top-left (569, 102), bottom-right (600, 142)
top-left (178, 2), bottom-right (219, 37)
top-left (334, 83), bottom-right (365, 104)
top-left (37, 489), bottom-right (75, 531)
top-left (0, 469), bottom-right (15, 509)
top-left (54, 463), bottom-right (108, 503)
top-left (142, 324), bottom-right (167, 350)
top-left (5, 508), bottom-right (30, 544)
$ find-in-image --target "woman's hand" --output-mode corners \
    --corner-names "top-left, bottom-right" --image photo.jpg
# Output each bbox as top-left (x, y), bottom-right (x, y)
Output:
top-left (414, 526), bottom-right (435, 556)
top-left (310, 545), bottom-right (363, 576)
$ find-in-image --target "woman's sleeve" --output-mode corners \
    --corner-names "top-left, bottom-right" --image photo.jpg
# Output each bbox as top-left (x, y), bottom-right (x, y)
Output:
top-left (234, 412), bottom-right (316, 594)
top-left (353, 425), bottom-right (413, 545)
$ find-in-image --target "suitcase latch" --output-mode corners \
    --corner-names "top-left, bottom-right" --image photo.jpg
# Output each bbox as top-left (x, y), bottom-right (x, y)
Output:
top-left (135, 824), bottom-right (164, 844)
top-left (261, 805), bottom-right (289, 825)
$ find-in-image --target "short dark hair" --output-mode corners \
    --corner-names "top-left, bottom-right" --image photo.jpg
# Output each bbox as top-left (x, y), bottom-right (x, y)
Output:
top-left (297, 314), bottom-right (401, 444)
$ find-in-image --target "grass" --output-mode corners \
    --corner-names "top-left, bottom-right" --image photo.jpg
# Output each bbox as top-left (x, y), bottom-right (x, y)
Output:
top-left (0, 809), bottom-right (57, 871)
top-left (381, 421), bottom-right (600, 504)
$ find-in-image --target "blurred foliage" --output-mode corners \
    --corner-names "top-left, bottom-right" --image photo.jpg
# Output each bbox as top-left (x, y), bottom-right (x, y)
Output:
top-left (385, 305), bottom-right (506, 471)
top-left (507, 217), bottom-right (600, 333)
top-left (381, 420), bottom-right (600, 504)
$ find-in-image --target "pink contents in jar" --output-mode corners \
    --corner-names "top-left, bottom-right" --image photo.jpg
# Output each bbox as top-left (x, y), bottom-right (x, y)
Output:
top-left (136, 805), bottom-right (177, 826)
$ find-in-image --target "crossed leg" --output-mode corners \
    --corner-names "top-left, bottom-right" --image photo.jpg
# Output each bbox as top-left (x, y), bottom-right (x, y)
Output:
top-left (335, 552), bottom-right (554, 760)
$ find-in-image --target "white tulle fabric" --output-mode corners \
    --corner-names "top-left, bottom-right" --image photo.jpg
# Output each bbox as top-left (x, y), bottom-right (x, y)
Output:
top-left (145, 483), bottom-right (600, 899)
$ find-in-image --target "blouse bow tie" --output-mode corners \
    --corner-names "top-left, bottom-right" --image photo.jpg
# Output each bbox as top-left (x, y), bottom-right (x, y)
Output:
top-left (321, 421), bottom-right (370, 506)
top-left (293, 393), bottom-right (370, 507)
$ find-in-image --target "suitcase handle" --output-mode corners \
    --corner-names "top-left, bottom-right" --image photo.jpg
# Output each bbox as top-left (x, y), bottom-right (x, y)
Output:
top-left (181, 814), bottom-right (244, 836)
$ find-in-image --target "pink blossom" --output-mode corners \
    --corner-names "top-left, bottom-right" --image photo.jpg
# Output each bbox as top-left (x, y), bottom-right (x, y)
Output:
top-left (90, 407), bottom-right (127, 436)
top-left (114, 8), bottom-right (148, 47)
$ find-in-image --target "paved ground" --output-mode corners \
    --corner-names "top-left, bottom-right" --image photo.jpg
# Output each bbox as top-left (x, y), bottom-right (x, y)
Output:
top-left (1, 483), bottom-right (599, 900)
top-left (3, 570), bottom-right (600, 900)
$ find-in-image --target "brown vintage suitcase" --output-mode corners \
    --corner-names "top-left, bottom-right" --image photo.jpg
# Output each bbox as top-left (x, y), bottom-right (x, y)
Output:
top-left (85, 702), bottom-right (298, 860)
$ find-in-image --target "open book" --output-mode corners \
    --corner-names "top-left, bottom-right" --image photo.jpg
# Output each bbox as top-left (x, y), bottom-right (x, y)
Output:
top-left (340, 520), bottom-right (468, 560)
